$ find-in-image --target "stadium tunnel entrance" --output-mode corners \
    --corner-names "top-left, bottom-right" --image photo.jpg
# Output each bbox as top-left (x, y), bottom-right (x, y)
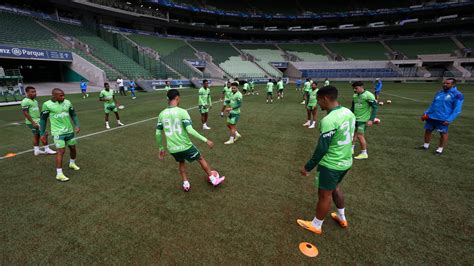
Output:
top-left (0, 59), bottom-right (83, 83)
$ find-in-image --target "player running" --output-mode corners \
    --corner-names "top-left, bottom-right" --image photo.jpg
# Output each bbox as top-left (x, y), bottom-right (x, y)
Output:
top-left (266, 79), bottom-right (274, 104)
top-left (374, 78), bottom-right (382, 102)
top-left (80, 79), bottom-right (89, 99)
top-left (21, 86), bottom-right (56, 156)
top-left (39, 88), bottom-right (80, 182)
top-left (277, 78), bottom-right (285, 99)
top-left (198, 79), bottom-right (212, 130)
top-left (130, 79), bottom-right (137, 99)
top-left (99, 83), bottom-right (125, 129)
top-left (419, 78), bottom-right (464, 154)
top-left (224, 82), bottom-right (243, 145)
top-left (156, 89), bottom-right (225, 191)
top-left (351, 81), bottom-right (378, 160)
top-left (302, 82), bottom-right (319, 129)
top-left (324, 78), bottom-right (330, 87)
top-left (220, 81), bottom-right (232, 118)
top-left (297, 85), bottom-right (355, 235)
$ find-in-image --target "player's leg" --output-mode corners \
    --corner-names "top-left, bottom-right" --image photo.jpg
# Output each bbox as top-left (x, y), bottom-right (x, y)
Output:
top-left (197, 156), bottom-right (225, 186)
top-left (105, 112), bottom-right (111, 129)
top-left (131, 89), bottom-right (136, 99)
top-left (114, 111), bottom-right (124, 126)
top-left (220, 103), bottom-right (226, 117)
top-left (309, 108), bottom-right (318, 128)
top-left (330, 186), bottom-right (348, 227)
top-left (303, 109), bottom-right (311, 126)
top-left (39, 132), bottom-right (56, 154)
top-left (54, 144), bottom-right (69, 181)
top-left (436, 133), bottom-right (449, 154)
top-left (225, 124), bottom-right (236, 144)
top-left (67, 134), bottom-right (80, 170)
top-left (178, 161), bottom-right (190, 191)
top-left (354, 133), bottom-right (368, 159)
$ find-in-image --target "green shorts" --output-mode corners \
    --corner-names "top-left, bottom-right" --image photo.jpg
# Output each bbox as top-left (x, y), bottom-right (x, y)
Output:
top-left (307, 105), bottom-right (317, 110)
top-left (227, 113), bottom-right (240, 125)
top-left (223, 100), bottom-right (230, 106)
top-left (104, 104), bottom-right (118, 114)
top-left (267, 92), bottom-right (273, 96)
top-left (316, 165), bottom-right (349, 190)
top-left (356, 121), bottom-right (367, 134)
top-left (171, 146), bottom-right (201, 163)
top-left (278, 89), bottom-right (284, 93)
top-left (26, 124), bottom-right (40, 135)
top-left (53, 133), bottom-right (76, 149)
top-left (199, 105), bottom-right (209, 114)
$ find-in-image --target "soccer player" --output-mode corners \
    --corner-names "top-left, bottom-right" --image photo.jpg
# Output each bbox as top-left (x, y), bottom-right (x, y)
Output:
top-left (116, 77), bottom-right (125, 96)
top-left (266, 79), bottom-right (274, 103)
top-left (296, 78), bottom-right (302, 91)
top-left (324, 78), bottom-right (330, 87)
top-left (297, 85), bottom-right (355, 235)
top-left (277, 78), bottom-right (285, 99)
top-left (249, 79), bottom-right (256, 95)
top-left (130, 79), bottom-right (137, 99)
top-left (301, 78), bottom-right (311, 104)
top-left (156, 89), bottom-right (225, 191)
top-left (419, 78), bottom-right (464, 154)
top-left (302, 82), bottom-right (319, 129)
top-left (80, 79), bottom-right (89, 99)
top-left (164, 80), bottom-right (172, 91)
top-left (198, 79), bottom-right (212, 130)
top-left (374, 78), bottom-right (382, 102)
top-left (242, 81), bottom-right (250, 96)
top-left (224, 82), bottom-right (242, 145)
top-left (21, 86), bottom-right (56, 156)
top-left (220, 81), bottom-right (232, 118)
top-left (99, 83), bottom-right (125, 129)
top-left (39, 88), bottom-right (80, 182)
top-left (351, 81), bottom-right (378, 160)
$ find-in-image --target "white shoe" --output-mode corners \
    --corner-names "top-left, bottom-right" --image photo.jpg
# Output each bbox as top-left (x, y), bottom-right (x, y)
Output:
top-left (118, 121), bottom-right (125, 126)
top-left (106, 124), bottom-right (111, 129)
top-left (277, 97), bottom-right (280, 100)
top-left (203, 125), bottom-right (211, 130)
top-left (183, 181), bottom-right (190, 192)
top-left (44, 148), bottom-right (57, 155)
top-left (235, 133), bottom-right (241, 141)
top-left (302, 121), bottom-right (310, 127)
top-left (300, 101), bottom-right (306, 105)
top-left (211, 176), bottom-right (225, 186)
top-left (308, 122), bottom-right (316, 129)
top-left (34, 150), bottom-right (46, 156)
top-left (132, 97), bottom-right (136, 99)
top-left (224, 139), bottom-right (234, 145)
top-left (86, 94), bottom-right (89, 98)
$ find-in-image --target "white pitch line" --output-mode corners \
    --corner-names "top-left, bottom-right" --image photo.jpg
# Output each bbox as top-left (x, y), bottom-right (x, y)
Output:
top-left (0, 101), bottom-right (219, 160)
top-left (383, 92), bottom-right (429, 103)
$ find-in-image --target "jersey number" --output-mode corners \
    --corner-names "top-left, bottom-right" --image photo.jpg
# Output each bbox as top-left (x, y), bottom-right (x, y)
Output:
top-left (337, 119), bottom-right (355, 145)
top-left (162, 119), bottom-right (183, 137)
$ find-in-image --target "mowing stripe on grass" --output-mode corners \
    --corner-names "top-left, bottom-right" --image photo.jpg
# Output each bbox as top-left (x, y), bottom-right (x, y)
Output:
top-left (0, 101), bottom-right (220, 160)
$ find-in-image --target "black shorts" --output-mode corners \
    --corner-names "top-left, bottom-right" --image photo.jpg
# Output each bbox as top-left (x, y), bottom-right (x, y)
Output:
top-left (171, 146), bottom-right (201, 163)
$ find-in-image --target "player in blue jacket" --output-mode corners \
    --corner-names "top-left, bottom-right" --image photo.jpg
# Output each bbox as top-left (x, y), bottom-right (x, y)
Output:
top-left (80, 79), bottom-right (88, 99)
top-left (420, 78), bottom-right (464, 154)
top-left (374, 78), bottom-right (382, 102)
top-left (130, 80), bottom-right (137, 99)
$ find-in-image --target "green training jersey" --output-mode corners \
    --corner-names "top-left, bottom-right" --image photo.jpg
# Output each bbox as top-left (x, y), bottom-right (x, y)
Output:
top-left (266, 82), bottom-right (274, 92)
top-left (250, 81), bottom-right (255, 89)
top-left (21, 97), bottom-right (40, 124)
top-left (99, 89), bottom-right (115, 107)
top-left (319, 106), bottom-right (355, 171)
top-left (229, 91), bottom-right (243, 115)
top-left (353, 91), bottom-right (376, 122)
top-left (165, 85), bottom-right (171, 91)
top-left (243, 83), bottom-right (249, 91)
top-left (304, 81), bottom-right (311, 92)
top-left (223, 86), bottom-right (232, 100)
top-left (277, 80), bottom-right (284, 90)
top-left (198, 87), bottom-right (211, 106)
top-left (156, 107), bottom-right (196, 153)
top-left (41, 100), bottom-right (76, 136)
top-left (324, 80), bottom-right (330, 87)
top-left (307, 88), bottom-right (319, 106)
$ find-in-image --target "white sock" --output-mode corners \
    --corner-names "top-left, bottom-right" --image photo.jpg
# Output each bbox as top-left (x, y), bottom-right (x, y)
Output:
top-left (183, 180), bottom-right (190, 186)
top-left (235, 131), bottom-right (240, 135)
top-left (311, 217), bottom-right (324, 229)
top-left (337, 208), bottom-right (346, 221)
top-left (361, 150), bottom-right (367, 155)
top-left (70, 159), bottom-right (75, 164)
top-left (352, 145), bottom-right (355, 151)
top-left (56, 168), bottom-right (63, 175)
top-left (230, 136), bottom-right (235, 141)
top-left (34, 146), bottom-right (40, 152)
top-left (117, 120), bottom-right (121, 123)
top-left (423, 143), bottom-right (430, 149)
top-left (220, 112), bottom-right (223, 115)
top-left (106, 121), bottom-right (110, 126)
top-left (436, 147), bottom-right (444, 153)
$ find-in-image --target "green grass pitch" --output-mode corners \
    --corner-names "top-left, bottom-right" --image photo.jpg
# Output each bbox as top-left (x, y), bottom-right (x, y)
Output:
top-left (0, 82), bottom-right (473, 264)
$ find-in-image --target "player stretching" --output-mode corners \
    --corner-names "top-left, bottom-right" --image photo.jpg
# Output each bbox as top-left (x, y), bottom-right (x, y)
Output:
top-left (301, 78), bottom-right (311, 104)
top-left (220, 81), bottom-right (232, 118)
top-left (351, 81), bottom-right (377, 160)
top-left (39, 88), bottom-right (80, 182)
top-left (80, 79), bottom-right (89, 99)
top-left (277, 78), bottom-right (285, 99)
top-left (266, 79), bottom-right (274, 103)
top-left (198, 79), bottom-right (212, 130)
top-left (100, 83), bottom-right (125, 129)
top-left (224, 82), bottom-right (243, 145)
top-left (297, 85), bottom-right (355, 235)
top-left (21, 86), bottom-right (56, 156)
top-left (302, 82), bottom-right (319, 129)
top-left (156, 89), bottom-right (225, 191)
top-left (374, 78), bottom-right (382, 102)
top-left (419, 78), bottom-right (463, 154)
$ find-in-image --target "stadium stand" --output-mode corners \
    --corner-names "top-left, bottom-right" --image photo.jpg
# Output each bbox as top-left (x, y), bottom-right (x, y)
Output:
top-left (234, 44), bottom-right (284, 77)
top-left (129, 35), bottom-right (201, 78)
top-left (278, 43), bottom-right (329, 61)
top-left (219, 56), bottom-right (267, 78)
top-left (387, 37), bottom-right (458, 59)
top-left (188, 41), bottom-right (240, 65)
top-left (43, 20), bottom-right (154, 79)
top-left (398, 66), bottom-right (418, 77)
top-left (325, 41), bottom-right (389, 60)
top-left (0, 12), bottom-right (65, 51)
top-left (459, 36), bottom-right (474, 49)
top-left (293, 61), bottom-right (400, 78)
